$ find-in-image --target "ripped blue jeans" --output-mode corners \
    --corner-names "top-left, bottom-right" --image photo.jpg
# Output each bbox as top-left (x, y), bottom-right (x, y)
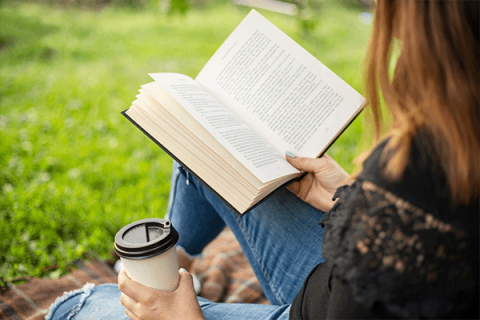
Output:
top-left (46, 162), bottom-right (326, 319)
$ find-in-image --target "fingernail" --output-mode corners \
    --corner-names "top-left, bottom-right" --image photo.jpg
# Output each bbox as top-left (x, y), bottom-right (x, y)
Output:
top-left (285, 151), bottom-right (296, 159)
top-left (179, 268), bottom-right (188, 273)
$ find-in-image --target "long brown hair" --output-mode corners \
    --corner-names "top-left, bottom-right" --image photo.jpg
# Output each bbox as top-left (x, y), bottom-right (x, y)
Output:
top-left (364, 0), bottom-right (480, 204)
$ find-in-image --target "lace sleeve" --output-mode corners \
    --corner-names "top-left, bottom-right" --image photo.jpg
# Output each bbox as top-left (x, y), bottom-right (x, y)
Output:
top-left (319, 180), bottom-right (477, 319)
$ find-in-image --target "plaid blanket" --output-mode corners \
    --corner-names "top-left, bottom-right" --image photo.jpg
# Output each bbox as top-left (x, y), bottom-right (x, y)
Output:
top-left (190, 227), bottom-right (268, 305)
top-left (0, 228), bottom-right (267, 319)
top-left (0, 260), bottom-right (117, 320)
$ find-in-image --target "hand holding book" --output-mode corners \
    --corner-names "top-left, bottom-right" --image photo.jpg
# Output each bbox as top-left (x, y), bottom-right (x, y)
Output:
top-left (285, 152), bottom-right (350, 212)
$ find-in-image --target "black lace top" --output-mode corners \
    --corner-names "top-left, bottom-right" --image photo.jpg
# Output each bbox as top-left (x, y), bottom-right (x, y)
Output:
top-left (290, 138), bottom-right (479, 319)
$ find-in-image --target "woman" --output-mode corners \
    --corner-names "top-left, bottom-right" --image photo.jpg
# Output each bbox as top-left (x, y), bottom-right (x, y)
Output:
top-left (47, 0), bottom-right (479, 319)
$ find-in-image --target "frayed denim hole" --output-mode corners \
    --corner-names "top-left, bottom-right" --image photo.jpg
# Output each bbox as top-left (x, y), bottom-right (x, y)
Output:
top-left (45, 282), bottom-right (96, 320)
top-left (66, 282), bottom-right (95, 320)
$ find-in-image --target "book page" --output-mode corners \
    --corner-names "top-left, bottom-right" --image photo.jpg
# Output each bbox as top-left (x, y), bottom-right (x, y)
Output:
top-left (149, 73), bottom-right (298, 183)
top-left (196, 10), bottom-right (365, 158)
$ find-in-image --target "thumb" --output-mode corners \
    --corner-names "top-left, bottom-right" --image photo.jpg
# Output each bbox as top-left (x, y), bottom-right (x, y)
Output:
top-left (286, 152), bottom-right (321, 173)
top-left (178, 268), bottom-right (195, 292)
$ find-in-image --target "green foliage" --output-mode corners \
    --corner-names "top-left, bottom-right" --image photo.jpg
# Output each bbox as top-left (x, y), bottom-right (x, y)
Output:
top-left (0, 0), bottom-right (371, 280)
top-left (167, 0), bottom-right (189, 15)
top-left (333, 0), bottom-right (372, 10)
top-left (295, 0), bottom-right (316, 35)
top-left (109, 0), bottom-right (149, 9)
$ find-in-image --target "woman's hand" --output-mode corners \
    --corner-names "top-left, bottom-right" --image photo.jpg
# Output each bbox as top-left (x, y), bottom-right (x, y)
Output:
top-left (118, 268), bottom-right (204, 320)
top-left (286, 153), bottom-right (350, 212)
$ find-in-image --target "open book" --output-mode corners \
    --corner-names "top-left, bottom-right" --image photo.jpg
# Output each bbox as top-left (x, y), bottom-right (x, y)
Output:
top-left (123, 9), bottom-right (365, 216)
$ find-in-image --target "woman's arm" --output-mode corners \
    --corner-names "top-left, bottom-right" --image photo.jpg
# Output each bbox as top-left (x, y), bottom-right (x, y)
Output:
top-left (326, 277), bottom-right (388, 319)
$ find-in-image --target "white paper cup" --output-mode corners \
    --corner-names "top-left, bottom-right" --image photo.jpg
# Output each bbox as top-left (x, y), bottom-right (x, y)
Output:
top-left (115, 218), bottom-right (179, 291)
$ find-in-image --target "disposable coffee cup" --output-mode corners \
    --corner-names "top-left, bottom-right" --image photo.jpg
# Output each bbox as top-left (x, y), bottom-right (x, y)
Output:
top-left (115, 218), bottom-right (179, 291)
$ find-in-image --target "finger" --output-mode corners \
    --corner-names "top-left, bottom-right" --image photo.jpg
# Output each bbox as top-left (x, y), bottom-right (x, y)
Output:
top-left (118, 268), bottom-right (129, 288)
top-left (286, 153), bottom-right (327, 173)
top-left (125, 308), bottom-right (140, 320)
top-left (177, 268), bottom-right (195, 293)
top-left (120, 292), bottom-right (138, 313)
top-left (118, 269), bottom-right (134, 297)
top-left (118, 269), bottom-right (152, 303)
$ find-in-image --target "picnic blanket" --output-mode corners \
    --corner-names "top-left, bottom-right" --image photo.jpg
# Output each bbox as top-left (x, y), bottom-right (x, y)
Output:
top-left (0, 227), bottom-right (267, 319)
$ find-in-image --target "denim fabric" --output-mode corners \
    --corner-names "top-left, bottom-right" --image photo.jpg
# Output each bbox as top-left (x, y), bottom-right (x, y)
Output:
top-left (46, 283), bottom-right (129, 320)
top-left (167, 162), bottom-right (326, 305)
top-left (47, 161), bottom-right (327, 320)
top-left (198, 296), bottom-right (291, 319)
top-left (46, 284), bottom-right (290, 320)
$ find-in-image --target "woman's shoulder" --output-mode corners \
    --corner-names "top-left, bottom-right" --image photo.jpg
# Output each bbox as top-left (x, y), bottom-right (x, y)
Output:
top-left (358, 134), bottom-right (478, 229)
top-left (358, 136), bottom-right (447, 215)
top-left (320, 136), bottom-right (479, 319)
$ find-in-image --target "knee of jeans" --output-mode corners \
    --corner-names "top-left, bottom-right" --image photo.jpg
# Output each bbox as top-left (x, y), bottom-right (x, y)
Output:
top-left (46, 283), bottom-right (95, 320)
top-left (177, 244), bottom-right (204, 260)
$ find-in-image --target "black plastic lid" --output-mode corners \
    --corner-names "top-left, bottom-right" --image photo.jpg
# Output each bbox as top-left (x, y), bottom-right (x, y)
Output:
top-left (114, 218), bottom-right (179, 260)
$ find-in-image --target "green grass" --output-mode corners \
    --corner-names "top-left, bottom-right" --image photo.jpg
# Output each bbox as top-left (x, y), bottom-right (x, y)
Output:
top-left (0, 0), bottom-right (371, 280)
